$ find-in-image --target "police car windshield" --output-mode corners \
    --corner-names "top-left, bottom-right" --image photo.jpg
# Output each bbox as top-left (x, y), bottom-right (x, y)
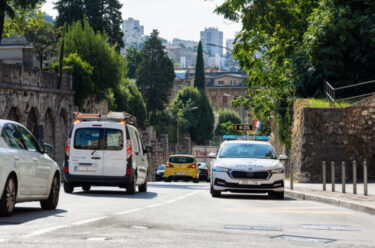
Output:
top-left (219, 143), bottom-right (277, 159)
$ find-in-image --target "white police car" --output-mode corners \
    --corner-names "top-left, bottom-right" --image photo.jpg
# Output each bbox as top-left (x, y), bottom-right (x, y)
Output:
top-left (210, 140), bottom-right (286, 199)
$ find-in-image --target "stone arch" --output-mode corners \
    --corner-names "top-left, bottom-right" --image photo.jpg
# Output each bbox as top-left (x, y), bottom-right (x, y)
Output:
top-left (7, 107), bottom-right (20, 122)
top-left (27, 107), bottom-right (39, 141)
top-left (44, 108), bottom-right (55, 159)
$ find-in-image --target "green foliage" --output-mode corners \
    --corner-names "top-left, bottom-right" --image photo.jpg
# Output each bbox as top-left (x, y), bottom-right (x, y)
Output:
top-left (194, 41), bottom-right (205, 90)
top-left (149, 110), bottom-right (176, 141)
top-left (136, 30), bottom-right (175, 114)
top-left (65, 19), bottom-right (124, 101)
top-left (55, 0), bottom-right (124, 49)
top-left (48, 53), bottom-right (94, 109)
top-left (170, 86), bottom-right (214, 145)
top-left (217, 109), bottom-right (241, 125)
top-left (215, 121), bottom-right (240, 137)
top-left (112, 79), bottom-right (147, 128)
top-left (125, 48), bottom-right (142, 79)
top-left (24, 21), bottom-right (58, 68)
top-left (1, 3), bottom-right (45, 41)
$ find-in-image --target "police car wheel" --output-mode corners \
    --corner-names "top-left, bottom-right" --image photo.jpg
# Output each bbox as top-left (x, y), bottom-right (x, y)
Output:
top-left (210, 185), bottom-right (221, 197)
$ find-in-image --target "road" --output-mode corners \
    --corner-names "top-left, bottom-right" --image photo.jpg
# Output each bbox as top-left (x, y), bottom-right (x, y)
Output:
top-left (0, 182), bottom-right (375, 248)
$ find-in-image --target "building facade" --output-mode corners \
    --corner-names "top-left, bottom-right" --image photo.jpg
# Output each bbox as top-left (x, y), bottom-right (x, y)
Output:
top-left (200, 28), bottom-right (223, 57)
top-left (122, 18), bottom-right (145, 48)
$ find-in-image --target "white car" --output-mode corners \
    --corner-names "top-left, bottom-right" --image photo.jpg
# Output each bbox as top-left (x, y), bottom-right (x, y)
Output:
top-left (210, 140), bottom-right (286, 199)
top-left (63, 112), bottom-right (151, 194)
top-left (0, 120), bottom-right (61, 216)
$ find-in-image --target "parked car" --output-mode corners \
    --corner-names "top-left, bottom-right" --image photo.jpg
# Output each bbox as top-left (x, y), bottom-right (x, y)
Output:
top-left (155, 164), bottom-right (165, 181)
top-left (63, 112), bottom-right (152, 194)
top-left (210, 140), bottom-right (286, 199)
top-left (0, 120), bottom-right (60, 216)
top-left (198, 163), bottom-right (210, 182)
top-left (164, 155), bottom-right (199, 183)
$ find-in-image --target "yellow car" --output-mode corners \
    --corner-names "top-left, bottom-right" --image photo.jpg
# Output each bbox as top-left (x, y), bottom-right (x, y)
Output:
top-left (164, 155), bottom-right (199, 183)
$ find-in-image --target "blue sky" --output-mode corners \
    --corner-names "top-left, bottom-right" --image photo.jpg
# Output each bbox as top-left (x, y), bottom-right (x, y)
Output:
top-left (42, 0), bottom-right (242, 42)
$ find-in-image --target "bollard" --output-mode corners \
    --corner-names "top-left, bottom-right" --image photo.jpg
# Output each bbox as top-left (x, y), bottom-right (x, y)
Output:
top-left (290, 159), bottom-right (294, 190)
top-left (322, 161), bottom-right (326, 191)
top-left (342, 161), bottom-right (346, 193)
top-left (364, 160), bottom-right (368, 196)
top-left (353, 160), bottom-right (357, 194)
top-left (331, 161), bottom-right (335, 192)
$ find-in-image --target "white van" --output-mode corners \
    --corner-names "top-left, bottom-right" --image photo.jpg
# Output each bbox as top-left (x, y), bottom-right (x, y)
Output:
top-left (63, 112), bottom-right (151, 194)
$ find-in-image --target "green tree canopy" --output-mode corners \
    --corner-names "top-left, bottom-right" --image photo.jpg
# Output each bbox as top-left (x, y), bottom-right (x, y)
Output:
top-left (64, 19), bottom-right (124, 102)
top-left (125, 48), bottom-right (142, 79)
top-left (55, 0), bottom-right (124, 49)
top-left (170, 86), bottom-right (214, 145)
top-left (136, 30), bottom-right (175, 115)
top-left (194, 41), bottom-right (205, 90)
top-left (217, 109), bottom-right (241, 125)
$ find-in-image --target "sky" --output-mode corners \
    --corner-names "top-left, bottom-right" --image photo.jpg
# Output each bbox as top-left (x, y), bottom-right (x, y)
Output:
top-left (41, 0), bottom-right (242, 43)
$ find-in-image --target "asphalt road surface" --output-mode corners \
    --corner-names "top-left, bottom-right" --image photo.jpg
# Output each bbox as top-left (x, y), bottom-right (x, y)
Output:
top-left (1, 182), bottom-right (375, 248)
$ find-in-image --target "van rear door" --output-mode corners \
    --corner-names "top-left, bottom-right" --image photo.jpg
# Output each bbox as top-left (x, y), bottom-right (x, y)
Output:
top-left (69, 124), bottom-right (104, 176)
top-left (102, 124), bottom-right (126, 177)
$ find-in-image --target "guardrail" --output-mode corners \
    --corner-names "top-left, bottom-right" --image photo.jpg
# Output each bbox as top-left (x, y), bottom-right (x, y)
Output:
top-left (322, 160), bottom-right (369, 196)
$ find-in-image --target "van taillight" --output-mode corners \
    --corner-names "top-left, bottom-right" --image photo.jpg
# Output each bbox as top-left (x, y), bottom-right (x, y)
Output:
top-left (126, 139), bottom-right (132, 160)
top-left (65, 139), bottom-right (70, 157)
top-left (166, 163), bottom-right (173, 168)
top-left (64, 166), bottom-right (68, 173)
top-left (188, 164), bottom-right (196, 169)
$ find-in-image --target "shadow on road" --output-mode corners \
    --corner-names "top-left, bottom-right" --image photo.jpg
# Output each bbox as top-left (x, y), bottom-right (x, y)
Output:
top-left (148, 182), bottom-right (208, 190)
top-left (219, 194), bottom-right (297, 201)
top-left (0, 208), bottom-right (67, 225)
top-left (73, 190), bottom-right (158, 199)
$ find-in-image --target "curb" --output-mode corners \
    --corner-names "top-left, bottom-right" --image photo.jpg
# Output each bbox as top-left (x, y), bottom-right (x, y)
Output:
top-left (285, 189), bottom-right (375, 216)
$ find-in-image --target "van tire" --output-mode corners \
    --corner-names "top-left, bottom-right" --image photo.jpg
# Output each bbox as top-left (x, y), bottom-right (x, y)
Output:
top-left (64, 183), bottom-right (74, 193)
top-left (41, 174), bottom-right (60, 210)
top-left (126, 175), bottom-right (137, 194)
top-left (139, 179), bottom-right (147, 193)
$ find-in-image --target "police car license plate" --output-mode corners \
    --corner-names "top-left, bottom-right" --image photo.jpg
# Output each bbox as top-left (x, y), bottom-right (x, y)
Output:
top-left (74, 166), bottom-right (96, 172)
top-left (239, 180), bottom-right (261, 185)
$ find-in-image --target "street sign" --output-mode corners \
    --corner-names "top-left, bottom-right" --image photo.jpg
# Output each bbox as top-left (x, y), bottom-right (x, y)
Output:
top-left (233, 124), bottom-right (253, 131)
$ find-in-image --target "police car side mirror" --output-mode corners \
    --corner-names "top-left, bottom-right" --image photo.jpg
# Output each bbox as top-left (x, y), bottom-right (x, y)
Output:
top-left (279, 154), bottom-right (288, 161)
top-left (208, 152), bottom-right (216, 158)
top-left (144, 146), bottom-right (153, 153)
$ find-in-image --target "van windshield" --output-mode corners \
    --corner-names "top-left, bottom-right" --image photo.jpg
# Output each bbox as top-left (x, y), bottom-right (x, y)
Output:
top-left (169, 156), bottom-right (194, 163)
top-left (74, 128), bottom-right (123, 150)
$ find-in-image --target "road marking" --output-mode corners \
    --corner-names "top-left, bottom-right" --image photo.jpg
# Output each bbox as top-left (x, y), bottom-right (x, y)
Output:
top-left (0, 239), bottom-right (8, 243)
top-left (22, 225), bottom-right (68, 238)
top-left (271, 235), bottom-right (336, 243)
top-left (225, 225), bottom-right (282, 231)
top-left (114, 208), bottom-right (144, 215)
top-left (144, 203), bottom-right (163, 208)
top-left (87, 237), bottom-right (108, 241)
top-left (301, 224), bottom-right (359, 231)
top-left (73, 217), bottom-right (108, 226)
top-left (131, 225), bottom-right (149, 230)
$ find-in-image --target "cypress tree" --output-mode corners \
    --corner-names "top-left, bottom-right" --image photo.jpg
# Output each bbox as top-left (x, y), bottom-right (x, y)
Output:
top-left (194, 41), bottom-right (205, 90)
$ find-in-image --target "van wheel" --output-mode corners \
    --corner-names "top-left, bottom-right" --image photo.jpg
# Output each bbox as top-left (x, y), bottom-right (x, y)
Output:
top-left (0, 175), bottom-right (16, 216)
top-left (82, 186), bottom-right (91, 192)
top-left (64, 182), bottom-right (74, 193)
top-left (139, 179), bottom-right (147, 193)
top-left (41, 175), bottom-right (60, 210)
top-left (126, 175), bottom-right (137, 194)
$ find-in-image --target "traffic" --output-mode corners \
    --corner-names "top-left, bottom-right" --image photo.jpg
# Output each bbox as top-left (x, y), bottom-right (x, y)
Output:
top-left (0, 112), bottom-right (285, 216)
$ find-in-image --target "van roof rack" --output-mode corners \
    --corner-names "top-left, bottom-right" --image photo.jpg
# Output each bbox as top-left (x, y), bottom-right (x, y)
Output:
top-left (73, 112), bottom-right (137, 125)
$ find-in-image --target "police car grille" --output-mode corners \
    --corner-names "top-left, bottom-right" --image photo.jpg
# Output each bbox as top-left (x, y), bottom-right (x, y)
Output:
top-left (230, 171), bottom-right (269, 179)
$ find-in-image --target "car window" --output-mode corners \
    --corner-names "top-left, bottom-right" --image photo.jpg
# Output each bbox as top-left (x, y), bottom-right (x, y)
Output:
top-left (105, 129), bottom-right (124, 150)
top-left (169, 156), bottom-right (195, 163)
top-left (16, 125), bottom-right (40, 152)
top-left (158, 164), bottom-right (165, 170)
top-left (74, 128), bottom-right (102, 150)
top-left (1, 124), bottom-right (24, 149)
top-left (219, 143), bottom-right (277, 159)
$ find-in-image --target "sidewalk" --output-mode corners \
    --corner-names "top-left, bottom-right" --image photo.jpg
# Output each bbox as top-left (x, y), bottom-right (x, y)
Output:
top-left (284, 180), bottom-right (375, 215)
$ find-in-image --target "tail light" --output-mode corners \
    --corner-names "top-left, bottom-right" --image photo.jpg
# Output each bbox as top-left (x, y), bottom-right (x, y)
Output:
top-left (203, 170), bottom-right (208, 174)
top-left (188, 164), bottom-right (196, 169)
top-left (127, 168), bottom-right (132, 175)
top-left (126, 139), bottom-right (132, 160)
top-left (166, 163), bottom-right (174, 168)
top-left (65, 139), bottom-right (70, 157)
top-left (64, 166), bottom-right (68, 173)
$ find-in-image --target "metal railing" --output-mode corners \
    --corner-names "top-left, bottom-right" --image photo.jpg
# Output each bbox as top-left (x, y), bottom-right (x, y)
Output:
top-left (324, 80), bottom-right (375, 107)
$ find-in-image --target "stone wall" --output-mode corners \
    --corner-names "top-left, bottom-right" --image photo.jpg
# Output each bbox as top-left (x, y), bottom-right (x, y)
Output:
top-left (291, 95), bottom-right (375, 182)
top-left (0, 62), bottom-right (74, 168)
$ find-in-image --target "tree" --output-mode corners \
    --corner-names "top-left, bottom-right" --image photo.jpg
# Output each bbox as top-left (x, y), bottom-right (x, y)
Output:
top-left (125, 48), bottom-right (142, 79)
top-left (194, 41), bottom-right (205, 90)
top-left (136, 30), bottom-right (175, 115)
top-left (1, 2), bottom-right (45, 42)
top-left (55, 0), bottom-right (124, 49)
top-left (217, 109), bottom-right (241, 125)
top-left (24, 21), bottom-right (58, 68)
top-left (170, 86), bottom-right (214, 145)
top-left (64, 19), bottom-right (124, 101)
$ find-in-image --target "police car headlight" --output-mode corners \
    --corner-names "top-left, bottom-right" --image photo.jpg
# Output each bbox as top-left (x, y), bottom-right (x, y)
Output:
top-left (212, 166), bottom-right (231, 172)
top-left (270, 168), bottom-right (285, 174)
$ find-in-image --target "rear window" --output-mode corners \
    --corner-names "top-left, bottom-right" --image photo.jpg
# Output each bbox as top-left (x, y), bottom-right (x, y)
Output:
top-left (169, 156), bottom-right (195, 164)
top-left (74, 128), bottom-right (123, 150)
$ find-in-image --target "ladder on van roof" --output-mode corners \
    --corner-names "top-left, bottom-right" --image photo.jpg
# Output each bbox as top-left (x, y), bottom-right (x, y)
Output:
top-left (73, 112), bottom-right (137, 125)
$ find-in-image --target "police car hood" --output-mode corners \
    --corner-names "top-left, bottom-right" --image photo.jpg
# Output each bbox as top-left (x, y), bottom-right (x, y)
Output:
top-left (213, 158), bottom-right (283, 170)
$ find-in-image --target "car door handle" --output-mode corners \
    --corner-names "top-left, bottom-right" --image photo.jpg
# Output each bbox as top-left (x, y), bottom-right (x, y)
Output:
top-left (91, 157), bottom-right (101, 160)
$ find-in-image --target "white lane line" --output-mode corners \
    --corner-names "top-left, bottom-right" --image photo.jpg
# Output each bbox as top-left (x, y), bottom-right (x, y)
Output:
top-left (22, 225), bottom-right (68, 238)
top-left (144, 203), bottom-right (163, 208)
top-left (114, 208), bottom-right (144, 215)
top-left (0, 239), bottom-right (8, 243)
top-left (73, 217), bottom-right (108, 226)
